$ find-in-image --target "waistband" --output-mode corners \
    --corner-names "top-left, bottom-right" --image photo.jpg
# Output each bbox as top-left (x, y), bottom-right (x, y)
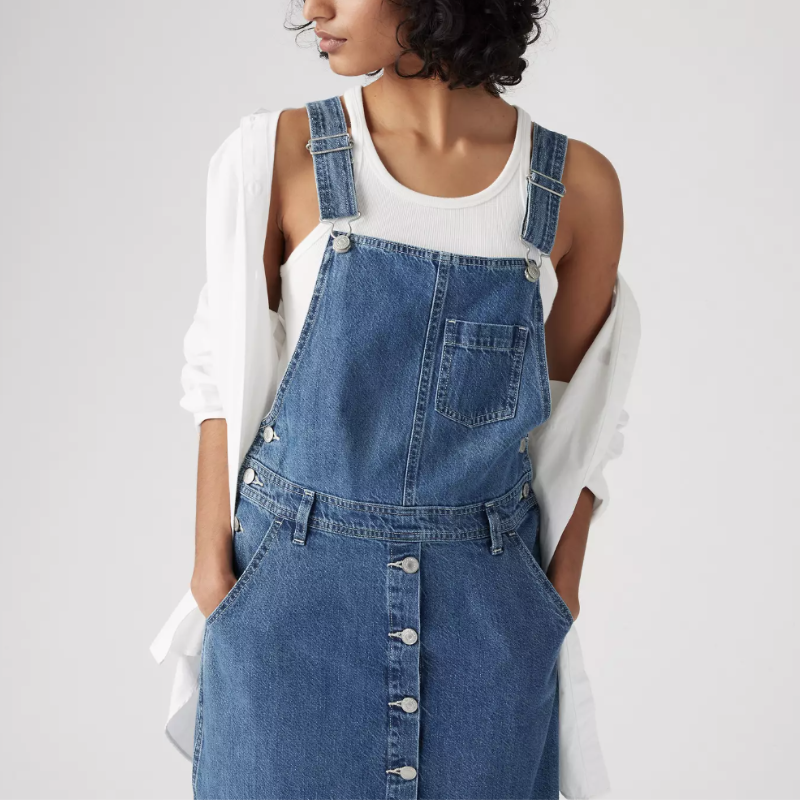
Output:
top-left (237, 452), bottom-right (538, 548)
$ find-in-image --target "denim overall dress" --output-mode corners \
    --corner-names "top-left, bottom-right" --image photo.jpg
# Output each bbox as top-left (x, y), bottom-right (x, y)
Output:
top-left (192, 95), bottom-right (572, 800)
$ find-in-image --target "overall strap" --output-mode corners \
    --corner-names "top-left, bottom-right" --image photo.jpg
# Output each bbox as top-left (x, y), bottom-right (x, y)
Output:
top-left (520, 122), bottom-right (568, 257)
top-left (305, 96), bottom-right (360, 222)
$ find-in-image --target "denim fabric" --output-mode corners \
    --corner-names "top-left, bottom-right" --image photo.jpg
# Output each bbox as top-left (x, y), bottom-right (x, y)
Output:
top-left (193, 94), bottom-right (572, 800)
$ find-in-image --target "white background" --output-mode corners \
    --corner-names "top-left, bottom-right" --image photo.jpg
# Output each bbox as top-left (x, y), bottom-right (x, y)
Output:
top-left (1, 1), bottom-right (798, 798)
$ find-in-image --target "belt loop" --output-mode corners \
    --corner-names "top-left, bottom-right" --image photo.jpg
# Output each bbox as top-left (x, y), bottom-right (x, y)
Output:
top-left (485, 502), bottom-right (504, 556)
top-left (293, 488), bottom-right (315, 546)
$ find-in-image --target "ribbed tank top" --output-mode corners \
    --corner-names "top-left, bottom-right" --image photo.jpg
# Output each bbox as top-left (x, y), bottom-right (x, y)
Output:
top-left (277, 83), bottom-right (558, 379)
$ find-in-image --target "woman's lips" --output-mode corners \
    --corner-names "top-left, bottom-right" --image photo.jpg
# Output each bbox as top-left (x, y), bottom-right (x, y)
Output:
top-left (318, 36), bottom-right (347, 53)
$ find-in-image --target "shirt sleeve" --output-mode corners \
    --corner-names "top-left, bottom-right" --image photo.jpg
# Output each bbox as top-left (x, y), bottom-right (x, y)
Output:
top-left (177, 128), bottom-right (242, 432)
top-left (179, 280), bottom-right (225, 431)
top-left (583, 406), bottom-right (630, 520)
top-left (544, 349), bottom-right (632, 524)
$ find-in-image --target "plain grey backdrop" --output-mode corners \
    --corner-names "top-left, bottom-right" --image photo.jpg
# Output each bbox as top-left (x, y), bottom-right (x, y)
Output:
top-left (1, 1), bottom-right (798, 798)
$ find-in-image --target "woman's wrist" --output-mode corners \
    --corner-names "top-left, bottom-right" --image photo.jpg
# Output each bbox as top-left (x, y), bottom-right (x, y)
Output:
top-left (549, 571), bottom-right (580, 621)
top-left (193, 528), bottom-right (234, 576)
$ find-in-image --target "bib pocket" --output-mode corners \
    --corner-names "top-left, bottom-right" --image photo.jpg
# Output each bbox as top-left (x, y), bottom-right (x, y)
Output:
top-left (435, 319), bottom-right (528, 428)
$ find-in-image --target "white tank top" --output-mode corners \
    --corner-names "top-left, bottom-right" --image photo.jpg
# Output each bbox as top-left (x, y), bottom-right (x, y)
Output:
top-left (277, 83), bottom-right (558, 378)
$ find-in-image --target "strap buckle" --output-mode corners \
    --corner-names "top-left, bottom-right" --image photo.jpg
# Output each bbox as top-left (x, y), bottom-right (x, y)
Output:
top-left (527, 168), bottom-right (566, 198)
top-left (306, 132), bottom-right (354, 156)
top-left (519, 235), bottom-right (543, 282)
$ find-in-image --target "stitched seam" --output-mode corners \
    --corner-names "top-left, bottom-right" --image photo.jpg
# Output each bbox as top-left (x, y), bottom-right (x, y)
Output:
top-left (508, 531), bottom-right (574, 626)
top-left (532, 280), bottom-right (548, 414)
top-left (261, 243), bottom-right (334, 427)
top-left (403, 258), bottom-right (450, 505)
top-left (239, 460), bottom-right (533, 515)
top-left (342, 233), bottom-right (530, 268)
top-left (191, 626), bottom-right (207, 796)
top-left (239, 484), bottom-right (538, 540)
top-left (204, 518), bottom-right (283, 628)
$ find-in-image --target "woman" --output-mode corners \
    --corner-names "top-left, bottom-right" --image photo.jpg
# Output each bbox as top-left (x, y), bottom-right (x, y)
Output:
top-left (150, 1), bottom-right (641, 798)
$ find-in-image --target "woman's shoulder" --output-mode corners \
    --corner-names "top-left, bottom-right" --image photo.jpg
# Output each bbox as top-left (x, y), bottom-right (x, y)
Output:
top-left (207, 105), bottom-right (313, 176)
top-left (562, 137), bottom-right (622, 212)
top-left (553, 135), bottom-right (623, 260)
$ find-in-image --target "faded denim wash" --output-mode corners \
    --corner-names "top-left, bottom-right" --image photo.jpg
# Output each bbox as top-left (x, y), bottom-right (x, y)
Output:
top-left (192, 94), bottom-right (572, 800)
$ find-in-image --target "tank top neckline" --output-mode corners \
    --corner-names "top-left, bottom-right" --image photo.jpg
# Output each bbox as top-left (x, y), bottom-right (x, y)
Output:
top-left (344, 84), bottom-right (528, 210)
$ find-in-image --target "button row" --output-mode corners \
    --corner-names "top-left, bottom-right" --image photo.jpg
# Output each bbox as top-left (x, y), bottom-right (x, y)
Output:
top-left (386, 553), bottom-right (419, 780)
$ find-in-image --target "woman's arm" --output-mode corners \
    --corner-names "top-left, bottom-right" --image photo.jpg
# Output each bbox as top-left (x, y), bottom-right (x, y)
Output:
top-left (544, 138), bottom-right (625, 621)
top-left (189, 115), bottom-right (289, 618)
top-left (191, 418), bottom-right (236, 617)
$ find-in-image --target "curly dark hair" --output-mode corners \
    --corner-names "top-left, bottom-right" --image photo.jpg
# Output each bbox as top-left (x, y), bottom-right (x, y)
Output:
top-left (285, 0), bottom-right (549, 97)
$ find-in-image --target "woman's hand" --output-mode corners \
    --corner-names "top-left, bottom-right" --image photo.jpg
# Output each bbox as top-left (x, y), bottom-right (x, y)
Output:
top-left (551, 576), bottom-right (580, 623)
top-left (544, 486), bottom-right (595, 624)
top-left (191, 560), bottom-right (237, 619)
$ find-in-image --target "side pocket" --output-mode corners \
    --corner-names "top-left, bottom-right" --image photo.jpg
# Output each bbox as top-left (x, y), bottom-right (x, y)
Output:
top-left (508, 517), bottom-right (574, 629)
top-left (203, 504), bottom-right (284, 629)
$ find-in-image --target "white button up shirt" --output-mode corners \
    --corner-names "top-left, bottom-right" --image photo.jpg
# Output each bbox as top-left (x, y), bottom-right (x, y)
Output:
top-left (149, 109), bottom-right (641, 800)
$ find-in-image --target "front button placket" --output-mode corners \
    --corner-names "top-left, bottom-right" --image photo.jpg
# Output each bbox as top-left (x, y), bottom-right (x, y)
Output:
top-left (385, 542), bottom-right (422, 798)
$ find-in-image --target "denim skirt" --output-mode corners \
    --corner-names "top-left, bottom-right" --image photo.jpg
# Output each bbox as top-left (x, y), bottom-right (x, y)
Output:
top-left (192, 457), bottom-right (574, 800)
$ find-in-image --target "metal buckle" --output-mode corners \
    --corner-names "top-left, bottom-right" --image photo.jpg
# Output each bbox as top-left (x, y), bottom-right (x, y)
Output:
top-left (520, 235), bottom-right (543, 282)
top-left (306, 132), bottom-right (353, 156)
top-left (527, 169), bottom-right (566, 198)
top-left (327, 213), bottom-right (361, 253)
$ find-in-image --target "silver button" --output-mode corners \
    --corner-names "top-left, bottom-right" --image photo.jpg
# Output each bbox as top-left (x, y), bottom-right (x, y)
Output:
top-left (332, 234), bottom-right (351, 253)
top-left (263, 425), bottom-right (275, 442)
top-left (243, 467), bottom-right (256, 484)
top-left (519, 436), bottom-right (527, 453)
top-left (399, 766), bottom-right (417, 781)
top-left (233, 516), bottom-right (241, 532)
top-left (401, 556), bottom-right (419, 574)
top-left (522, 482), bottom-right (531, 498)
top-left (400, 628), bottom-right (418, 645)
top-left (525, 263), bottom-right (540, 282)
top-left (400, 697), bottom-right (418, 713)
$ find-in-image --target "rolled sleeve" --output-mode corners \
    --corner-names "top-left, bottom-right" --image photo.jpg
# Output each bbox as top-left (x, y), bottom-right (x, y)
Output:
top-left (179, 281), bottom-right (224, 431)
top-left (585, 406), bottom-right (630, 521)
